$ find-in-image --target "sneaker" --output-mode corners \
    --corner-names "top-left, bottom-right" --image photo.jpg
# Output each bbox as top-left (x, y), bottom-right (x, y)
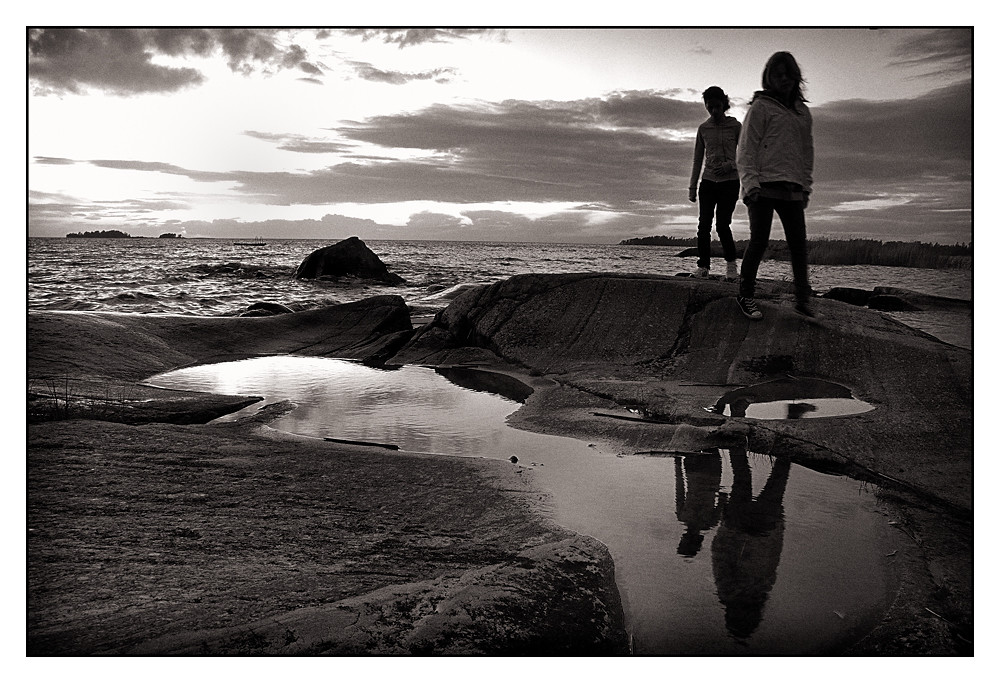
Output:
top-left (726, 261), bottom-right (738, 280)
top-left (795, 301), bottom-right (824, 321)
top-left (694, 267), bottom-right (710, 278)
top-left (737, 296), bottom-right (763, 320)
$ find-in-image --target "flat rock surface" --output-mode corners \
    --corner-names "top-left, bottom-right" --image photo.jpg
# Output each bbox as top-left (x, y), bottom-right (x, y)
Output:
top-left (27, 275), bottom-right (972, 654)
top-left (28, 418), bottom-right (625, 655)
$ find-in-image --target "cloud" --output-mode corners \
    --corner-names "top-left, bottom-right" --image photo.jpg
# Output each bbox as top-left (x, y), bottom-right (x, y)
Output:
top-left (812, 81), bottom-right (971, 181)
top-left (34, 156), bottom-right (76, 165)
top-left (333, 94), bottom-right (701, 207)
top-left (342, 29), bottom-right (507, 49)
top-left (28, 28), bottom-right (315, 95)
top-left (31, 83), bottom-right (971, 244)
top-left (243, 131), bottom-right (351, 155)
top-left (888, 28), bottom-right (972, 79)
top-left (348, 61), bottom-right (458, 85)
top-left (597, 90), bottom-right (706, 128)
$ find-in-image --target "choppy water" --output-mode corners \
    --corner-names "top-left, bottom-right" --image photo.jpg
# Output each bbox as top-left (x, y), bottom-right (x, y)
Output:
top-left (28, 237), bottom-right (972, 347)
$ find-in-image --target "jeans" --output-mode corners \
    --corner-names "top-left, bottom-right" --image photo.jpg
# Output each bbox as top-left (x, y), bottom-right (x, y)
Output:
top-left (697, 180), bottom-right (739, 269)
top-left (739, 197), bottom-right (811, 304)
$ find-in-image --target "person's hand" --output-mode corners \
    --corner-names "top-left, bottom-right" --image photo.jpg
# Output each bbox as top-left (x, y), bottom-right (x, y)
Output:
top-left (803, 192), bottom-right (810, 209)
top-left (688, 189), bottom-right (697, 203)
top-left (743, 189), bottom-right (759, 205)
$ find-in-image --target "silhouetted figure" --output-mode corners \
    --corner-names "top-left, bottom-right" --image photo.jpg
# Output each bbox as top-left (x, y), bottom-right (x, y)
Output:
top-left (735, 52), bottom-right (818, 322)
top-left (689, 86), bottom-right (741, 281)
top-left (674, 453), bottom-right (724, 557)
top-left (711, 447), bottom-right (791, 639)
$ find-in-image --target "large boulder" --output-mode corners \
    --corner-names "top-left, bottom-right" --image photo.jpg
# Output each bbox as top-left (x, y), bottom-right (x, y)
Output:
top-left (294, 237), bottom-right (405, 284)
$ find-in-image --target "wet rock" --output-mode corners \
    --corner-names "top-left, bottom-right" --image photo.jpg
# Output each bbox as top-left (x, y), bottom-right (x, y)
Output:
top-left (293, 236), bottom-right (405, 284)
top-left (238, 302), bottom-right (296, 317)
top-left (871, 286), bottom-right (971, 311)
top-left (823, 286), bottom-right (969, 312)
top-left (867, 294), bottom-right (922, 312)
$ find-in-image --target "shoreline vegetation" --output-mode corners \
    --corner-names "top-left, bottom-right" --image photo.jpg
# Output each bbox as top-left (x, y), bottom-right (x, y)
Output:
top-left (620, 236), bottom-right (972, 269)
top-left (65, 230), bottom-right (185, 239)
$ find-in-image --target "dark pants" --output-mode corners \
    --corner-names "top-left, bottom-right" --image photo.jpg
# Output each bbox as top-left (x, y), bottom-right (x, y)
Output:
top-left (739, 197), bottom-right (810, 303)
top-left (697, 180), bottom-right (739, 268)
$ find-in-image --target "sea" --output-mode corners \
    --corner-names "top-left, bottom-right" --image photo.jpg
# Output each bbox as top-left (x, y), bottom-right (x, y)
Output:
top-left (27, 237), bottom-right (973, 350)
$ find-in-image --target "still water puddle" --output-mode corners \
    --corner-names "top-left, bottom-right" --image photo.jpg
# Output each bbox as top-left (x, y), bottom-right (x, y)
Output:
top-left (707, 377), bottom-right (875, 420)
top-left (147, 356), bottom-right (896, 655)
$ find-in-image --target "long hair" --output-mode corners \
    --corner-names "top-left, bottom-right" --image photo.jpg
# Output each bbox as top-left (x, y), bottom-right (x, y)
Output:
top-left (754, 51), bottom-right (807, 104)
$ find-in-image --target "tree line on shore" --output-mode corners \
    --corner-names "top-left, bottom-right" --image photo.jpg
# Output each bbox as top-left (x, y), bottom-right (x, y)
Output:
top-left (620, 236), bottom-right (972, 269)
top-left (66, 230), bottom-right (184, 239)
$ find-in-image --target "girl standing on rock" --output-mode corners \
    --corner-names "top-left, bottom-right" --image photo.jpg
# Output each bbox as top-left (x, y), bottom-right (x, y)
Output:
top-left (735, 52), bottom-right (818, 321)
top-left (689, 86), bottom-right (741, 281)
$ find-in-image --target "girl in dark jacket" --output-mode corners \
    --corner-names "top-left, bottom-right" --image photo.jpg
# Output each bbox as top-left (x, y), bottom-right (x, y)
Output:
top-left (735, 52), bottom-right (819, 320)
top-left (689, 86), bottom-right (742, 280)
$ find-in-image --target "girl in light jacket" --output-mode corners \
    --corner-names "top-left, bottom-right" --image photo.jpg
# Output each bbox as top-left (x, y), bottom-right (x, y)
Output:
top-left (735, 52), bottom-right (818, 320)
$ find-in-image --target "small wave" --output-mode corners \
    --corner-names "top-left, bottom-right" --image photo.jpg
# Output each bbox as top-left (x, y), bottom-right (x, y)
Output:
top-left (106, 291), bottom-right (161, 302)
top-left (416, 282), bottom-right (491, 302)
top-left (34, 298), bottom-right (101, 311)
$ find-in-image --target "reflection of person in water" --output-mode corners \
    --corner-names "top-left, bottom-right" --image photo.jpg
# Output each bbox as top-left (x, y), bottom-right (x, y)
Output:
top-left (786, 402), bottom-right (817, 419)
top-left (674, 453), bottom-right (724, 557)
top-left (711, 447), bottom-right (791, 639)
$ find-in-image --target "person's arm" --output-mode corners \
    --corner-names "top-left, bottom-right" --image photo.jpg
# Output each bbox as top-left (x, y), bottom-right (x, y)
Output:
top-left (728, 120), bottom-right (741, 175)
top-left (737, 105), bottom-right (764, 201)
top-left (802, 107), bottom-right (814, 205)
top-left (689, 129), bottom-right (705, 202)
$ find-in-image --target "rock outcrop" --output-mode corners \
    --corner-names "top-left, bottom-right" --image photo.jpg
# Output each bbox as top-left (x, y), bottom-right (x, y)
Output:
top-left (28, 293), bottom-right (626, 655)
top-left (823, 285), bottom-right (971, 312)
top-left (293, 236), bottom-right (405, 284)
top-left (392, 272), bottom-right (972, 512)
top-left (237, 301), bottom-right (296, 317)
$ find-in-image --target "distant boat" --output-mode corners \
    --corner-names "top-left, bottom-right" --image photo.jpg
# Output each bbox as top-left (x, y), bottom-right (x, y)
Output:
top-left (234, 237), bottom-right (267, 247)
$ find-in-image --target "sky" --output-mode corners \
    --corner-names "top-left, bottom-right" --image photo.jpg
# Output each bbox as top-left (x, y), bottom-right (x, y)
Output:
top-left (27, 25), bottom-right (974, 244)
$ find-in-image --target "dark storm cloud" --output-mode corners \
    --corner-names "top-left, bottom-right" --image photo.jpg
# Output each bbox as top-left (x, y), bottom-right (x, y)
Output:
top-left (334, 95), bottom-right (695, 206)
top-left (888, 28), bottom-right (972, 79)
top-left (812, 81), bottom-right (971, 183)
top-left (348, 62), bottom-right (457, 85)
top-left (28, 28), bottom-right (315, 95)
top-left (597, 90), bottom-right (706, 128)
top-left (343, 28), bottom-right (507, 48)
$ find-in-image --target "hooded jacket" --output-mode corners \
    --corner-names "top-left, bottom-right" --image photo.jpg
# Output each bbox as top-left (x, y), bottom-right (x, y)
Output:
top-left (689, 115), bottom-right (741, 190)
top-left (736, 93), bottom-right (814, 199)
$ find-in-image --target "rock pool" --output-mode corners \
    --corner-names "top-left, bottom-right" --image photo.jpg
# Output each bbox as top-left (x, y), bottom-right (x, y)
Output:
top-left (147, 355), bottom-right (898, 655)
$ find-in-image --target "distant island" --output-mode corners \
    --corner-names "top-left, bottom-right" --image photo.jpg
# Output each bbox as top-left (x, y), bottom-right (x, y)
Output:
top-left (66, 230), bottom-right (132, 239)
top-left (158, 233), bottom-right (184, 239)
top-left (620, 236), bottom-right (972, 269)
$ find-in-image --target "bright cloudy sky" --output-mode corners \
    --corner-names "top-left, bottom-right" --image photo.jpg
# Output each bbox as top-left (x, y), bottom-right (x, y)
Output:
top-left (27, 21), bottom-right (973, 244)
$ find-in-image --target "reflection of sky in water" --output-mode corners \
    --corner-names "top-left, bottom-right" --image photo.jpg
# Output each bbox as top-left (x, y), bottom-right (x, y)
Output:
top-left (150, 356), bottom-right (520, 455)
top-left (148, 356), bottom-right (897, 655)
top-left (720, 397), bottom-right (876, 420)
